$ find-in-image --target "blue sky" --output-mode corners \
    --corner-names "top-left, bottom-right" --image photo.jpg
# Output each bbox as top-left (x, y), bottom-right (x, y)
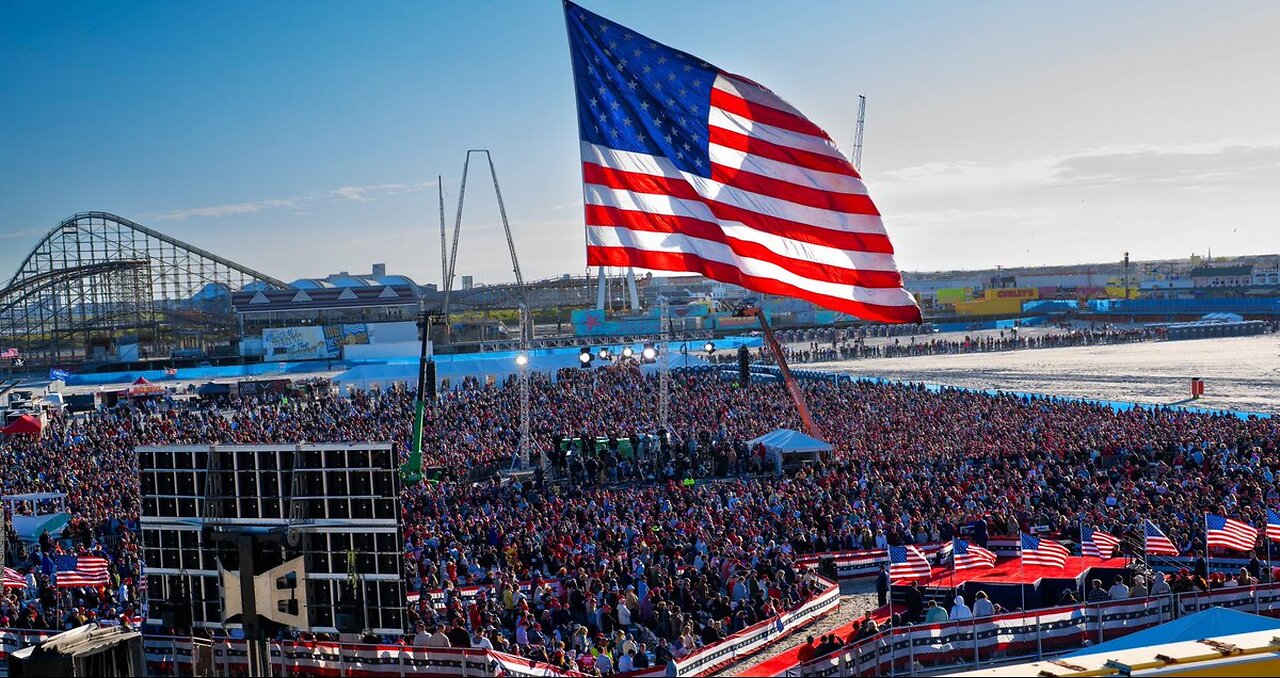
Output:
top-left (2, 0), bottom-right (1278, 286)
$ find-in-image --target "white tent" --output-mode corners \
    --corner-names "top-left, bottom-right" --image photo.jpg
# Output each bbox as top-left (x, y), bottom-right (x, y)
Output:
top-left (746, 429), bottom-right (831, 473)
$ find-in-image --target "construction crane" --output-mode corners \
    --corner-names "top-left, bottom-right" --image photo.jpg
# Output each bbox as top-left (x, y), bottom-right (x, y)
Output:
top-left (734, 301), bottom-right (824, 441)
top-left (852, 94), bottom-right (867, 172)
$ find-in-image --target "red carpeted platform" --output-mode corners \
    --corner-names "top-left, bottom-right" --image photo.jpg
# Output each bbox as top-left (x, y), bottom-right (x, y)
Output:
top-left (898, 555), bottom-right (1128, 588)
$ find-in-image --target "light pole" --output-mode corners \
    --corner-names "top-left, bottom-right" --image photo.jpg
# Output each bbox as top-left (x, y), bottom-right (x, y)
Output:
top-left (658, 296), bottom-right (670, 432)
top-left (516, 304), bottom-right (531, 468)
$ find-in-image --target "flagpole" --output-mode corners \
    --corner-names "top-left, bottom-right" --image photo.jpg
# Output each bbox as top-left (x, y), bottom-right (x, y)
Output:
top-left (1019, 535), bottom-right (1027, 613)
top-left (1204, 513), bottom-right (1211, 579)
top-left (1266, 516), bottom-right (1272, 584)
top-left (1079, 519), bottom-right (1087, 603)
top-left (950, 540), bottom-right (956, 594)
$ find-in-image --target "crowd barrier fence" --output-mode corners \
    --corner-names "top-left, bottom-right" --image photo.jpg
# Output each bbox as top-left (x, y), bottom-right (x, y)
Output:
top-left (0, 577), bottom-right (838, 678)
top-left (786, 582), bottom-right (1280, 677)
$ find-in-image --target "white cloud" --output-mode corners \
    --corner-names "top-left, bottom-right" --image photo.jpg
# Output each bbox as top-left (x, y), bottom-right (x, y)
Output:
top-left (876, 136), bottom-right (1280, 200)
top-left (0, 227), bottom-right (50, 240)
top-left (144, 180), bottom-right (438, 221)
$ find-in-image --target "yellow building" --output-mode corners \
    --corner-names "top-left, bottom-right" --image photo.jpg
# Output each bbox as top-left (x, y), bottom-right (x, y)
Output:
top-left (951, 288), bottom-right (1038, 317)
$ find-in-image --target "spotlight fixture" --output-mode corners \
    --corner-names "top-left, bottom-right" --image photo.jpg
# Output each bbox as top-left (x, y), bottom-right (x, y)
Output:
top-left (641, 343), bottom-right (658, 363)
top-left (579, 347), bottom-right (593, 367)
top-left (515, 353), bottom-right (529, 367)
top-left (597, 347), bottom-right (611, 361)
top-left (704, 341), bottom-right (716, 354)
top-left (622, 346), bottom-right (635, 359)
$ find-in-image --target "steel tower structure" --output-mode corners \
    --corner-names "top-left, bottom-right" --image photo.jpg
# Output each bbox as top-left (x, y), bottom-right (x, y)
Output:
top-left (0, 211), bottom-right (287, 368)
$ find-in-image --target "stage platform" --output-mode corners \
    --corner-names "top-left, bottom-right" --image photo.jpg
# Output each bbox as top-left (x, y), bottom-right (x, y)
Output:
top-left (895, 556), bottom-right (1131, 612)
top-left (901, 556), bottom-right (1129, 588)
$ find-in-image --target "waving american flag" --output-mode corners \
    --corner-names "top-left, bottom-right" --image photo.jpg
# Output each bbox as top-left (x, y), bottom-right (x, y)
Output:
top-left (3, 567), bottom-right (26, 590)
top-left (1081, 525), bottom-right (1121, 559)
top-left (54, 555), bottom-right (110, 588)
top-left (1020, 533), bottom-right (1069, 568)
top-left (1267, 509), bottom-right (1280, 543)
top-left (565, 2), bottom-right (920, 323)
top-left (1143, 520), bottom-right (1179, 556)
top-left (951, 539), bottom-right (997, 570)
top-left (1206, 514), bottom-right (1258, 552)
top-left (887, 545), bottom-right (932, 579)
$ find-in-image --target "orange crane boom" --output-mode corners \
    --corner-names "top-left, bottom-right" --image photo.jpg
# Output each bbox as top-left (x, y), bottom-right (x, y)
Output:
top-left (739, 306), bottom-right (824, 441)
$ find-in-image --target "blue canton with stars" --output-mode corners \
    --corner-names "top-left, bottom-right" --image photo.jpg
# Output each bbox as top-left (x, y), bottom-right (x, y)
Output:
top-left (565, 1), bottom-right (718, 177)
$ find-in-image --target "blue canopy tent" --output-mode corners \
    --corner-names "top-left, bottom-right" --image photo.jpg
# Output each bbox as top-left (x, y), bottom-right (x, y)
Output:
top-left (1066, 607), bottom-right (1280, 658)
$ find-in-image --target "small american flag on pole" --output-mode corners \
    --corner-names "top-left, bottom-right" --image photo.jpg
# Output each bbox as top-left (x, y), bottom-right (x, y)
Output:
top-left (3, 567), bottom-right (26, 590)
top-left (565, 2), bottom-right (921, 323)
top-left (1206, 514), bottom-right (1258, 552)
top-left (887, 545), bottom-right (932, 580)
top-left (53, 555), bottom-right (110, 588)
top-left (952, 539), bottom-right (997, 570)
top-left (1082, 526), bottom-right (1121, 559)
top-left (1143, 520), bottom-right (1179, 556)
top-left (1020, 533), bottom-right (1069, 568)
top-left (1266, 509), bottom-right (1280, 543)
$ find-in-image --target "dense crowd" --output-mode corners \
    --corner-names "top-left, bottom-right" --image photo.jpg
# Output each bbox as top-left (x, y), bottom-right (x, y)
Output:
top-left (3, 357), bottom-right (1279, 673)
top-left (742, 326), bottom-right (1162, 365)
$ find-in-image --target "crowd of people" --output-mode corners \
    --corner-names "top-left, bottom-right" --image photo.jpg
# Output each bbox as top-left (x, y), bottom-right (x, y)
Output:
top-left (746, 325), bottom-right (1162, 365)
top-left (2, 355), bottom-right (1279, 673)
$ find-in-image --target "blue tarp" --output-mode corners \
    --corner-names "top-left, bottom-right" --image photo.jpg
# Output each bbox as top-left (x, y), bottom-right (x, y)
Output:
top-left (1066, 607), bottom-right (1280, 657)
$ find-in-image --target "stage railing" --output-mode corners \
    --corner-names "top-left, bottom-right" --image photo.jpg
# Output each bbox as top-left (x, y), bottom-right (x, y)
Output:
top-left (1, 577), bottom-right (838, 678)
top-left (785, 584), bottom-right (1280, 677)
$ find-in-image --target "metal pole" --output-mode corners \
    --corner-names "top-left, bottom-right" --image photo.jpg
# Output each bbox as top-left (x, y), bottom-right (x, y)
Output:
top-left (237, 535), bottom-right (271, 678)
top-left (658, 297), bottom-right (670, 432)
top-left (482, 151), bottom-right (530, 332)
top-left (441, 154), bottom-right (471, 343)
top-left (888, 624), bottom-right (896, 677)
top-left (438, 176), bottom-right (446, 293)
top-left (1035, 611), bottom-right (1042, 660)
top-left (518, 304), bottom-right (531, 468)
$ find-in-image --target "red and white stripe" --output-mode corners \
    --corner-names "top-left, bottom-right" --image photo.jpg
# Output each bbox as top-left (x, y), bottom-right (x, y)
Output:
top-left (3, 567), bottom-right (26, 590)
top-left (56, 557), bottom-right (110, 588)
top-left (1083, 530), bottom-right (1121, 559)
top-left (1021, 539), bottom-right (1069, 568)
top-left (1208, 517), bottom-right (1258, 552)
top-left (582, 73), bottom-right (920, 324)
top-left (953, 543), bottom-right (997, 571)
top-left (1144, 521), bottom-right (1180, 557)
top-left (888, 545), bottom-right (932, 580)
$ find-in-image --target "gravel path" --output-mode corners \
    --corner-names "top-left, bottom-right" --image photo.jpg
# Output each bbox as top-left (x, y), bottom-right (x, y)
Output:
top-left (723, 580), bottom-right (880, 677)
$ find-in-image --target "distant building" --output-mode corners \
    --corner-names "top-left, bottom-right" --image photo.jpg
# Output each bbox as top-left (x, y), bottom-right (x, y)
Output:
top-left (1189, 264), bottom-right (1254, 288)
top-left (1253, 266), bottom-right (1280, 286)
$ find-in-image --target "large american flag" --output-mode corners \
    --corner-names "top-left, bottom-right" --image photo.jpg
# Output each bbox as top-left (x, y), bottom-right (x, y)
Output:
top-left (3, 567), bottom-right (26, 590)
top-left (1143, 520), bottom-right (1179, 556)
top-left (1081, 525), bottom-right (1121, 559)
top-left (53, 555), bottom-right (110, 588)
top-left (1206, 514), bottom-right (1258, 552)
top-left (565, 2), bottom-right (921, 324)
top-left (1020, 533), bottom-right (1069, 568)
top-left (1267, 509), bottom-right (1280, 543)
top-left (951, 539), bottom-right (997, 570)
top-left (887, 545), bottom-right (932, 580)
